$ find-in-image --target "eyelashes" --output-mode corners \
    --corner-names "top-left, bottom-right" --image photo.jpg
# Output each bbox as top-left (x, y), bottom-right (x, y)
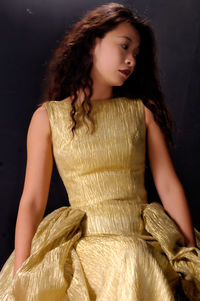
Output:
top-left (121, 44), bottom-right (138, 58)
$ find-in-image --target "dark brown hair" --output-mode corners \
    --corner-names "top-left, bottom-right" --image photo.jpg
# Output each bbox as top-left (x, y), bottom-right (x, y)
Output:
top-left (40, 2), bottom-right (177, 147)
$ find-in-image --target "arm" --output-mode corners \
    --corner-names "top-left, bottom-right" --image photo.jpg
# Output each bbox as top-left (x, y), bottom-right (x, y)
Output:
top-left (13, 105), bottom-right (53, 278)
top-left (144, 105), bottom-right (196, 247)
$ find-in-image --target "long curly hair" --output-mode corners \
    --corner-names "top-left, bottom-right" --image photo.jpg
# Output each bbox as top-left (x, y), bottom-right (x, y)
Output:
top-left (40, 2), bottom-right (177, 147)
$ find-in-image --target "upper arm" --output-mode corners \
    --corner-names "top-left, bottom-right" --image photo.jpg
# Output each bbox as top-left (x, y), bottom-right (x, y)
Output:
top-left (144, 104), bottom-right (181, 199)
top-left (19, 105), bottom-right (53, 214)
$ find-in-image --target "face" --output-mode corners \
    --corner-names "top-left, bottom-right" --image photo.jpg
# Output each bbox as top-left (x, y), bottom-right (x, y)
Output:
top-left (90, 22), bottom-right (140, 87)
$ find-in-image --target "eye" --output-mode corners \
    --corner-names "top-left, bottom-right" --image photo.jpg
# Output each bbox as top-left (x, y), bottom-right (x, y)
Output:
top-left (121, 44), bottom-right (138, 58)
top-left (121, 43), bottom-right (128, 50)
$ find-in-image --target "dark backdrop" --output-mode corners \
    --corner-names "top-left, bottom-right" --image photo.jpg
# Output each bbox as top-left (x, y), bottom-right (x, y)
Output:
top-left (0, 0), bottom-right (200, 269)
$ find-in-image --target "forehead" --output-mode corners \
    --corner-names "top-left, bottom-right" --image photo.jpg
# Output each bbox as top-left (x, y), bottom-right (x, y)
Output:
top-left (107, 22), bottom-right (140, 43)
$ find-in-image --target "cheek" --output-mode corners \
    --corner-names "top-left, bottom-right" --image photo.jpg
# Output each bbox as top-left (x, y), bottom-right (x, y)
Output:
top-left (93, 43), bottom-right (122, 74)
top-left (101, 46), bottom-right (121, 69)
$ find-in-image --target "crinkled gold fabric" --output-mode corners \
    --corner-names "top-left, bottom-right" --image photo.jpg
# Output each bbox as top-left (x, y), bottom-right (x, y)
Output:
top-left (1, 97), bottom-right (200, 301)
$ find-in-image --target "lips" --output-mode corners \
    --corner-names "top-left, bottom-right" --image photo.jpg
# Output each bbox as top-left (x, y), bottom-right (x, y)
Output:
top-left (119, 69), bottom-right (131, 76)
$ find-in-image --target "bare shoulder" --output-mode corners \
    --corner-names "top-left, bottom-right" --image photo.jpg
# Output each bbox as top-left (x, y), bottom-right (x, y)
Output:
top-left (144, 103), bottom-right (155, 128)
top-left (29, 105), bottom-right (51, 139)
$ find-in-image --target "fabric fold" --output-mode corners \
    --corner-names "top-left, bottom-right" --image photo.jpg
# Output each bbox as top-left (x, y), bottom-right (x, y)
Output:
top-left (0, 207), bottom-right (87, 301)
top-left (142, 202), bottom-right (200, 301)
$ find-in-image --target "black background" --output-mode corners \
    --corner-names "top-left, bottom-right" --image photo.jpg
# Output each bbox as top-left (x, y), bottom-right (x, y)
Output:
top-left (0, 0), bottom-right (200, 269)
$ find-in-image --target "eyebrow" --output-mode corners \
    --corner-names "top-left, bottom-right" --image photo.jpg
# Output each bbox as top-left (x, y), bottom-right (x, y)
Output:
top-left (117, 35), bottom-right (133, 42)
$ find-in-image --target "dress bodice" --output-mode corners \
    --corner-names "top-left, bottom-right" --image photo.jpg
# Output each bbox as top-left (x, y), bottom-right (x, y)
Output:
top-left (44, 97), bottom-right (147, 209)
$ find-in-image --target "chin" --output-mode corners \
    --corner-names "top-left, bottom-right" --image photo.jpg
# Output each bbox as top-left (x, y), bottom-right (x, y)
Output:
top-left (111, 78), bottom-right (126, 86)
top-left (113, 80), bottom-right (126, 87)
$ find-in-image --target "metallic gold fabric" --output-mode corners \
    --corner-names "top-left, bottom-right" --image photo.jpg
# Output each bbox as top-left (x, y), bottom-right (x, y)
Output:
top-left (0, 97), bottom-right (200, 301)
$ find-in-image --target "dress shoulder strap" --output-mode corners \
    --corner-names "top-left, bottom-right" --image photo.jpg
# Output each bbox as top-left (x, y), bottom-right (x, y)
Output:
top-left (42, 100), bottom-right (72, 141)
top-left (135, 98), bottom-right (145, 123)
top-left (42, 100), bottom-right (58, 127)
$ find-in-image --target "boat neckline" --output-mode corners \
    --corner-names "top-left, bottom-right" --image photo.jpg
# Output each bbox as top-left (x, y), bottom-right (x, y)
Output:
top-left (62, 97), bottom-right (138, 104)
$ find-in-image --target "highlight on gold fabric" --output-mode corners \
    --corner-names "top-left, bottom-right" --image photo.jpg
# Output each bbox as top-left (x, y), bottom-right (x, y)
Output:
top-left (0, 97), bottom-right (200, 301)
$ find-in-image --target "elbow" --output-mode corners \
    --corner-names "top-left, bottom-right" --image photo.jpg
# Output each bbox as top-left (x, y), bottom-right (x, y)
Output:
top-left (18, 195), bottom-right (47, 222)
top-left (156, 176), bottom-right (184, 202)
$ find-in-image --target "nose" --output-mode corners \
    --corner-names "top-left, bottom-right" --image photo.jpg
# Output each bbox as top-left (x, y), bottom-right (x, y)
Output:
top-left (125, 55), bottom-right (136, 67)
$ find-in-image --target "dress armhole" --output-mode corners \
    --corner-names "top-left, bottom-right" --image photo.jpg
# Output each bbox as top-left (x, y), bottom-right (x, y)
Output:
top-left (41, 101), bottom-right (53, 143)
top-left (138, 99), bottom-right (146, 129)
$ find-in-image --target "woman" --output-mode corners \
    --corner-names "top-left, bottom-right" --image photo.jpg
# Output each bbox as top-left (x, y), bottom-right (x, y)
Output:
top-left (1, 2), bottom-right (200, 300)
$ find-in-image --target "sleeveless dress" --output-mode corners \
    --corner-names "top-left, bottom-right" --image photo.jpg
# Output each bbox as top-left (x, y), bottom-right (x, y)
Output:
top-left (0, 97), bottom-right (200, 301)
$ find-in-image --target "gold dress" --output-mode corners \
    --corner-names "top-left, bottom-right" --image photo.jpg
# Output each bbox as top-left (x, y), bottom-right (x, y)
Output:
top-left (0, 97), bottom-right (200, 301)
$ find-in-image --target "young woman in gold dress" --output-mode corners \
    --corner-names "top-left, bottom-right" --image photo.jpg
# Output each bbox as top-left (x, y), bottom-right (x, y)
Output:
top-left (1, 2), bottom-right (200, 300)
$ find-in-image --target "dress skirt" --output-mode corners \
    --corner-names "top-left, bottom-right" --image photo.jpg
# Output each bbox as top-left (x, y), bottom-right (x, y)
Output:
top-left (0, 200), bottom-right (200, 301)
